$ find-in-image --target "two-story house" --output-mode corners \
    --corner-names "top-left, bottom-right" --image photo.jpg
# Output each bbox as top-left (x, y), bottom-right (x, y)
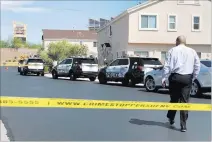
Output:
top-left (42, 29), bottom-right (98, 57)
top-left (97, 0), bottom-right (211, 65)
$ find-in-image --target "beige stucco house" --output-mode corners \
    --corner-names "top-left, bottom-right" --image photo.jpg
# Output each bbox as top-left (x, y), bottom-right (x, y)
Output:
top-left (42, 29), bottom-right (98, 57)
top-left (97, 0), bottom-right (211, 66)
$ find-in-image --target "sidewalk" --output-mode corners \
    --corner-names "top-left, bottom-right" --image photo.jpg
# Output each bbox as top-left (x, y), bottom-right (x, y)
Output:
top-left (0, 120), bottom-right (10, 141)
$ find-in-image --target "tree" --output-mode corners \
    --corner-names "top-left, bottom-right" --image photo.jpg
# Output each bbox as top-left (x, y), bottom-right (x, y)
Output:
top-left (47, 40), bottom-right (88, 61)
top-left (10, 38), bottom-right (24, 49)
top-left (0, 40), bottom-right (10, 48)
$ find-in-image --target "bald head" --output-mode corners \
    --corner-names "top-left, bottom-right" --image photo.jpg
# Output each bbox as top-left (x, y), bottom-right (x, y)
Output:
top-left (176, 35), bottom-right (186, 46)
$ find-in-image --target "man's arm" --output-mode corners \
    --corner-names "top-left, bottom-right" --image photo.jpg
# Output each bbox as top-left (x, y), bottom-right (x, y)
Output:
top-left (192, 51), bottom-right (201, 81)
top-left (162, 49), bottom-right (173, 80)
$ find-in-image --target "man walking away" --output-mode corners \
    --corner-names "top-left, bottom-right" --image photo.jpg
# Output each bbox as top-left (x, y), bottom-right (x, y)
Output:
top-left (161, 35), bottom-right (200, 132)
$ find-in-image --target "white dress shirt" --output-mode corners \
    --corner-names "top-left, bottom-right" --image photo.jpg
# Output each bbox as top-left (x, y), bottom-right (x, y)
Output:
top-left (162, 44), bottom-right (201, 81)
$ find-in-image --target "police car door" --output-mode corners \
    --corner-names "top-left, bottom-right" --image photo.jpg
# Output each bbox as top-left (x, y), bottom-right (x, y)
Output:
top-left (64, 59), bottom-right (73, 75)
top-left (106, 59), bottom-right (119, 78)
top-left (57, 59), bottom-right (66, 75)
top-left (117, 58), bottom-right (129, 78)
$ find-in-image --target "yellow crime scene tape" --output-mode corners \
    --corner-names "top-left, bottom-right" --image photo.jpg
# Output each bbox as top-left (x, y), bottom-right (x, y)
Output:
top-left (0, 96), bottom-right (211, 111)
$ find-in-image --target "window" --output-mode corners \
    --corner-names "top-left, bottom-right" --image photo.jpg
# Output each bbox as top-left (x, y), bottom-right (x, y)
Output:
top-left (109, 26), bottom-right (112, 36)
top-left (161, 51), bottom-right (167, 61)
top-left (200, 60), bottom-right (211, 67)
top-left (134, 51), bottom-right (149, 57)
top-left (80, 41), bottom-right (83, 45)
top-left (93, 42), bottom-right (97, 47)
top-left (59, 59), bottom-right (66, 64)
top-left (27, 59), bottom-right (43, 63)
top-left (178, 0), bottom-right (184, 4)
top-left (118, 59), bottom-right (129, 65)
top-left (194, 0), bottom-right (200, 4)
top-left (139, 14), bottom-right (158, 30)
top-left (141, 58), bottom-right (162, 65)
top-left (64, 59), bottom-right (72, 64)
top-left (168, 15), bottom-right (177, 31)
top-left (109, 59), bottom-right (119, 66)
top-left (192, 15), bottom-right (200, 31)
top-left (117, 52), bottom-right (119, 58)
top-left (197, 52), bottom-right (201, 58)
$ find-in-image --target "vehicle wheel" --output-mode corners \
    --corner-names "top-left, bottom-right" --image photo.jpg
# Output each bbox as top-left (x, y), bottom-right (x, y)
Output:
top-left (89, 77), bottom-right (96, 81)
top-left (37, 73), bottom-right (40, 76)
top-left (122, 76), bottom-right (129, 86)
top-left (69, 72), bottom-right (76, 81)
top-left (145, 77), bottom-right (158, 92)
top-left (52, 71), bottom-right (58, 79)
top-left (130, 77), bottom-right (137, 87)
top-left (98, 74), bottom-right (107, 84)
top-left (41, 72), bottom-right (44, 76)
top-left (190, 80), bottom-right (201, 97)
top-left (23, 71), bottom-right (27, 76)
top-left (20, 71), bottom-right (23, 75)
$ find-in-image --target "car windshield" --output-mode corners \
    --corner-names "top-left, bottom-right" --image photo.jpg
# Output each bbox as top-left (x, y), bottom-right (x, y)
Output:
top-left (27, 59), bottom-right (44, 63)
top-left (141, 58), bottom-right (162, 65)
top-left (200, 60), bottom-right (211, 67)
top-left (75, 58), bottom-right (97, 64)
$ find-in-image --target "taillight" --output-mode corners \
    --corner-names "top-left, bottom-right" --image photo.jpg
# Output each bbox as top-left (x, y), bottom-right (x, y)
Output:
top-left (137, 66), bottom-right (143, 71)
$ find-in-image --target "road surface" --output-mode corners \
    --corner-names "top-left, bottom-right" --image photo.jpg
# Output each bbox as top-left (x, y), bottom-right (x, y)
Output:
top-left (1, 67), bottom-right (211, 141)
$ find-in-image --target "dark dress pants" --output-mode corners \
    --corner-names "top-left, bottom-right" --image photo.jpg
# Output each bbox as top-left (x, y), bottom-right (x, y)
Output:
top-left (167, 73), bottom-right (193, 127)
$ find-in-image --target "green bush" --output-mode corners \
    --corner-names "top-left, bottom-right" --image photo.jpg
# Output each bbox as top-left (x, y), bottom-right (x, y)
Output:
top-left (44, 66), bottom-right (49, 73)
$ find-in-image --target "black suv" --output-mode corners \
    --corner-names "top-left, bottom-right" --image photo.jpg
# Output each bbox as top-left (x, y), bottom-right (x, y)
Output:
top-left (51, 57), bottom-right (98, 81)
top-left (98, 57), bottom-right (148, 86)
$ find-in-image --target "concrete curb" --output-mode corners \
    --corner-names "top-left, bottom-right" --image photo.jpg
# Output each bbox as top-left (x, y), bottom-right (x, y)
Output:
top-left (0, 120), bottom-right (10, 141)
top-left (44, 74), bottom-right (144, 86)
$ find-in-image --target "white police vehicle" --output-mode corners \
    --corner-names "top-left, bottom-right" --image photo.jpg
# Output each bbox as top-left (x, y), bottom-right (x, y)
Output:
top-left (51, 57), bottom-right (98, 81)
top-left (144, 60), bottom-right (211, 97)
top-left (20, 58), bottom-right (45, 76)
top-left (98, 57), bottom-right (162, 86)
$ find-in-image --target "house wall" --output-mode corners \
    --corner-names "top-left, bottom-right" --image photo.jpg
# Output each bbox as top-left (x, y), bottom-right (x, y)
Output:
top-left (43, 39), bottom-right (98, 57)
top-left (97, 15), bottom-right (129, 66)
top-left (127, 43), bottom-right (211, 63)
top-left (128, 0), bottom-right (211, 45)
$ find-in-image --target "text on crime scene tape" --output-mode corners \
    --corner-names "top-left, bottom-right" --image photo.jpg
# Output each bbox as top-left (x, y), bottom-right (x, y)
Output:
top-left (0, 96), bottom-right (211, 111)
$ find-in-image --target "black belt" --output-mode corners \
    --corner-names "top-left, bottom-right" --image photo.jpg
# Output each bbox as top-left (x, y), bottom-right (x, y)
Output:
top-left (171, 73), bottom-right (192, 76)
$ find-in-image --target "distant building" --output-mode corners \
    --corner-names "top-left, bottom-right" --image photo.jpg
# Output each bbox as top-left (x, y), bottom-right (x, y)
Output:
top-left (42, 29), bottom-right (98, 57)
top-left (13, 21), bottom-right (27, 43)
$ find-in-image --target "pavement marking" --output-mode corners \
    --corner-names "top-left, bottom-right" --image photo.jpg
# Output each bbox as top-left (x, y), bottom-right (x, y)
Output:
top-left (44, 74), bottom-right (144, 86)
top-left (0, 120), bottom-right (10, 141)
top-left (0, 96), bottom-right (211, 111)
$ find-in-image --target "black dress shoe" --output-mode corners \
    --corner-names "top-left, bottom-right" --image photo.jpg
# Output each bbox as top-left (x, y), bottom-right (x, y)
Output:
top-left (168, 119), bottom-right (175, 126)
top-left (181, 126), bottom-right (187, 132)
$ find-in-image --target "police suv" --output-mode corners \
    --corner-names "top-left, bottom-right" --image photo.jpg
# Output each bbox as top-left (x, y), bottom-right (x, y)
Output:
top-left (98, 57), bottom-right (163, 86)
top-left (51, 57), bottom-right (98, 81)
top-left (20, 58), bottom-right (45, 76)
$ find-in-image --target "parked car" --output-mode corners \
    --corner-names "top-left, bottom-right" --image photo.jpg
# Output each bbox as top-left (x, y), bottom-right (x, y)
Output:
top-left (51, 57), bottom-right (98, 81)
top-left (20, 58), bottom-right (45, 76)
top-left (18, 59), bottom-right (25, 72)
top-left (144, 62), bottom-right (211, 97)
top-left (98, 57), bottom-right (163, 86)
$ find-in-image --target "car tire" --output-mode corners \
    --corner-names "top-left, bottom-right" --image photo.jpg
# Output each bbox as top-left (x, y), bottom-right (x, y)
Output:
top-left (145, 76), bottom-right (158, 92)
top-left (23, 71), bottom-right (27, 76)
top-left (122, 76), bottom-right (129, 86)
top-left (98, 74), bottom-right (107, 84)
top-left (69, 72), bottom-right (76, 81)
top-left (20, 71), bottom-right (23, 75)
top-left (37, 73), bottom-right (40, 76)
top-left (41, 72), bottom-right (44, 76)
top-left (52, 71), bottom-right (58, 79)
top-left (190, 80), bottom-right (201, 97)
top-left (89, 77), bottom-right (96, 81)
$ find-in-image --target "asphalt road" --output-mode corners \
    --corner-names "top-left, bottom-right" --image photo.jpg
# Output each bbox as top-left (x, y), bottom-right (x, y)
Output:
top-left (1, 67), bottom-right (211, 141)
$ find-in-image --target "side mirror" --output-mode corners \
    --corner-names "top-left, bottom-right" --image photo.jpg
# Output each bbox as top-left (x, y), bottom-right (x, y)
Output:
top-left (132, 62), bottom-right (138, 69)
